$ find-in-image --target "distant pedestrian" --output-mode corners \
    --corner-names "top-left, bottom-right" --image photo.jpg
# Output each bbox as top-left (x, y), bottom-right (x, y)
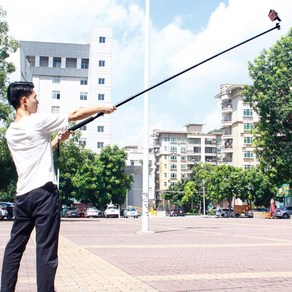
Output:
top-left (1, 81), bottom-right (116, 292)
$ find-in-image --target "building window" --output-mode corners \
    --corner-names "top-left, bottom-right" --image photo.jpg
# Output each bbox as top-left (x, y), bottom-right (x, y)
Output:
top-left (181, 164), bottom-right (187, 169)
top-left (170, 173), bottom-right (177, 179)
top-left (164, 182), bottom-right (167, 187)
top-left (99, 60), bottom-right (105, 67)
top-left (244, 123), bottom-right (253, 130)
top-left (189, 138), bottom-right (201, 144)
top-left (52, 91), bottom-right (60, 99)
top-left (97, 126), bottom-right (104, 132)
top-left (53, 57), bottom-right (61, 68)
top-left (181, 146), bottom-right (186, 153)
top-left (51, 106), bottom-right (60, 114)
top-left (170, 155), bottom-right (177, 161)
top-left (164, 164), bottom-right (167, 168)
top-left (170, 146), bottom-right (177, 153)
top-left (81, 59), bottom-right (89, 69)
top-left (244, 136), bottom-right (253, 144)
top-left (170, 164), bottom-right (177, 169)
top-left (80, 92), bottom-right (87, 100)
top-left (79, 140), bottom-right (86, 147)
top-left (80, 126), bottom-right (87, 131)
top-left (52, 76), bottom-right (60, 83)
top-left (244, 165), bottom-right (254, 169)
top-left (244, 151), bottom-right (254, 158)
top-left (66, 58), bottom-right (77, 68)
top-left (97, 142), bottom-right (104, 149)
top-left (27, 56), bottom-right (35, 66)
top-left (40, 56), bottom-right (49, 67)
top-left (98, 94), bottom-right (104, 100)
top-left (98, 78), bottom-right (105, 84)
top-left (164, 173), bottom-right (167, 178)
top-left (193, 147), bottom-right (201, 153)
top-left (80, 78), bottom-right (88, 85)
top-left (99, 36), bottom-right (106, 43)
top-left (243, 109), bottom-right (253, 116)
top-left (205, 147), bottom-right (215, 154)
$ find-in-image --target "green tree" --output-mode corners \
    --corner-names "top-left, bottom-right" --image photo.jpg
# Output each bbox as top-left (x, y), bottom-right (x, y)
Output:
top-left (243, 28), bottom-right (292, 185)
top-left (0, 6), bottom-right (19, 125)
top-left (0, 129), bottom-right (17, 200)
top-left (72, 150), bottom-right (104, 206)
top-left (55, 135), bottom-right (85, 205)
top-left (189, 163), bottom-right (215, 212)
top-left (240, 167), bottom-right (276, 207)
top-left (209, 165), bottom-right (244, 209)
top-left (163, 179), bottom-right (187, 208)
top-left (0, 6), bottom-right (19, 199)
top-left (98, 145), bottom-right (133, 207)
top-left (164, 163), bottom-right (215, 213)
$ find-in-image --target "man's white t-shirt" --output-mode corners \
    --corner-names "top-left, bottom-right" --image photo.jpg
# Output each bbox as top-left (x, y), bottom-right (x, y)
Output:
top-left (5, 113), bottom-right (68, 196)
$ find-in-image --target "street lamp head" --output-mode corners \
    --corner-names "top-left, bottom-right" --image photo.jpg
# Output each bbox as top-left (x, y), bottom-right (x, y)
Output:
top-left (268, 9), bottom-right (281, 22)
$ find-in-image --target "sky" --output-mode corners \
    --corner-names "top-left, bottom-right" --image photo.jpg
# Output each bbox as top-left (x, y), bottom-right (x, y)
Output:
top-left (1, 0), bottom-right (291, 148)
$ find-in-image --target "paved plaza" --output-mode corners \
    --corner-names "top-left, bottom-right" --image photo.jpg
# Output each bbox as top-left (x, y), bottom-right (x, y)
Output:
top-left (1, 216), bottom-right (292, 291)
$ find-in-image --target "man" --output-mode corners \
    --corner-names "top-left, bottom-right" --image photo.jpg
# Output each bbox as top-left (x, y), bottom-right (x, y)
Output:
top-left (1, 81), bottom-right (116, 292)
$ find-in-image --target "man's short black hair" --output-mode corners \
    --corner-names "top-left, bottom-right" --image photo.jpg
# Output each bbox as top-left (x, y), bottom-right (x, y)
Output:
top-left (7, 81), bottom-right (34, 109)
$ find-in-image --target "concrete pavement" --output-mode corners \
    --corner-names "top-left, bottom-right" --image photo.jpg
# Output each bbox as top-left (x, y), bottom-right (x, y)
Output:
top-left (1, 216), bottom-right (292, 291)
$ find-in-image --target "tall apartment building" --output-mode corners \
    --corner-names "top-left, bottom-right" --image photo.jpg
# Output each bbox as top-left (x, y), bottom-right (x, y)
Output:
top-left (19, 27), bottom-right (112, 152)
top-left (152, 84), bottom-right (259, 208)
top-left (152, 124), bottom-right (222, 204)
top-left (215, 84), bottom-right (259, 168)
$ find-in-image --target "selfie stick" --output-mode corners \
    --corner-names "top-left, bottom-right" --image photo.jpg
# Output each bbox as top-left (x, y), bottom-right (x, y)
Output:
top-left (68, 22), bottom-right (280, 132)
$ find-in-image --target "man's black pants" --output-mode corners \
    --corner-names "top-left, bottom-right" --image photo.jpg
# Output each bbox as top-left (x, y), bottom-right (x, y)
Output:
top-left (1, 182), bottom-right (61, 292)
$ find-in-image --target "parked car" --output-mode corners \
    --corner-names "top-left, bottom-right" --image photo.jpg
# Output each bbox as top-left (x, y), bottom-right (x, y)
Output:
top-left (175, 208), bottom-right (185, 217)
top-left (166, 208), bottom-right (185, 217)
top-left (245, 207), bottom-right (269, 218)
top-left (0, 204), bottom-right (8, 220)
top-left (63, 206), bottom-right (80, 218)
top-left (84, 207), bottom-right (100, 218)
top-left (104, 204), bottom-right (119, 218)
top-left (0, 202), bottom-right (15, 219)
top-left (216, 208), bottom-right (234, 218)
top-left (123, 207), bottom-right (139, 218)
top-left (273, 206), bottom-right (292, 219)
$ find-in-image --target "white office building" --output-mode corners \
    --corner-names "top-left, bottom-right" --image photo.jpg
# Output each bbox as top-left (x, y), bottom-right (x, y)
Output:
top-left (19, 27), bottom-right (112, 152)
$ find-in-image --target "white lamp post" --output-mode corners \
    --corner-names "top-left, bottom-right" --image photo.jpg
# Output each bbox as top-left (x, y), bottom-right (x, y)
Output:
top-left (141, 0), bottom-right (150, 233)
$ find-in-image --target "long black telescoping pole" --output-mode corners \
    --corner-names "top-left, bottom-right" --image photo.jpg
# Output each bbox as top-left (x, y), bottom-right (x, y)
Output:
top-left (68, 23), bottom-right (280, 132)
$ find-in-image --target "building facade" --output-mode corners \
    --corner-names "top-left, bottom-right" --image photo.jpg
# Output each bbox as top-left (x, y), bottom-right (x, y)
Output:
top-left (152, 124), bottom-right (222, 206)
top-left (19, 26), bottom-right (112, 152)
top-left (215, 84), bottom-right (259, 168)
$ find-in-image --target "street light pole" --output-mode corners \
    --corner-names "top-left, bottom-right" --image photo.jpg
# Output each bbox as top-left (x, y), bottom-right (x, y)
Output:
top-left (141, 0), bottom-right (150, 233)
top-left (203, 179), bottom-right (206, 216)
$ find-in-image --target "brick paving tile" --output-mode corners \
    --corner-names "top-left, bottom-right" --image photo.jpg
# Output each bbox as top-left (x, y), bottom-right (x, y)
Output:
top-left (1, 216), bottom-right (292, 291)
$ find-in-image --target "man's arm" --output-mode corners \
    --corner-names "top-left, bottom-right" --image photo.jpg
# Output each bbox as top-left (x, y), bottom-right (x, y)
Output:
top-left (51, 131), bottom-right (72, 150)
top-left (68, 104), bottom-right (116, 122)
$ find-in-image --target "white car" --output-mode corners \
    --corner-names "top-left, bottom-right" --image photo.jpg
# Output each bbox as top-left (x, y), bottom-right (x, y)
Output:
top-left (0, 204), bottom-right (8, 220)
top-left (104, 204), bottom-right (120, 218)
top-left (123, 207), bottom-right (139, 218)
top-left (84, 207), bottom-right (100, 218)
top-left (216, 208), bottom-right (234, 218)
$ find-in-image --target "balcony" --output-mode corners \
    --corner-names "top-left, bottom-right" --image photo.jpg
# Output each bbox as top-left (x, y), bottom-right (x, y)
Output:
top-left (221, 105), bottom-right (233, 113)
